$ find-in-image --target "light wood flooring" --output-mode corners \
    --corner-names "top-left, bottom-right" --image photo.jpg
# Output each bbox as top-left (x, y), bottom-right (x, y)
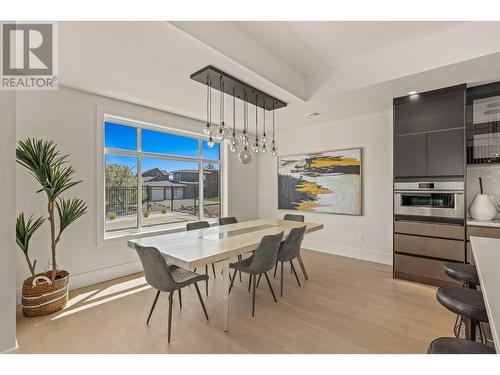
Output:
top-left (15, 250), bottom-right (455, 353)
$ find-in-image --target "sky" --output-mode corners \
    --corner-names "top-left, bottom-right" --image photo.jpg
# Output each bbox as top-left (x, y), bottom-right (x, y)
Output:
top-left (104, 121), bottom-right (220, 173)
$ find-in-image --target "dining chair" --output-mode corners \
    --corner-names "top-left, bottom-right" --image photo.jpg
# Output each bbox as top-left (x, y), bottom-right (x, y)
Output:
top-left (281, 214), bottom-right (309, 280)
top-left (218, 216), bottom-right (238, 225)
top-left (283, 214), bottom-right (305, 222)
top-left (228, 231), bottom-right (284, 316)
top-left (134, 244), bottom-right (209, 343)
top-left (186, 220), bottom-right (215, 296)
top-left (218, 216), bottom-right (243, 282)
top-left (276, 226), bottom-right (306, 296)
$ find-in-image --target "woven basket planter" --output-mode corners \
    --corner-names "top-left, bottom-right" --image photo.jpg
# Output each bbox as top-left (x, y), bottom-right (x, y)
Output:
top-left (22, 270), bottom-right (69, 317)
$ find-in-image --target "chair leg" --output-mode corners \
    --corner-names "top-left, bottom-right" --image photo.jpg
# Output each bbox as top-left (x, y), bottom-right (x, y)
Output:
top-left (205, 265), bottom-right (209, 297)
top-left (248, 273), bottom-right (253, 292)
top-left (264, 272), bottom-right (277, 303)
top-left (212, 263), bottom-right (217, 278)
top-left (290, 260), bottom-right (301, 287)
top-left (229, 269), bottom-right (237, 294)
top-left (167, 291), bottom-right (173, 343)
top-left (466, 318), bottom-right (477, 341)
top-left (238, 255), bottom-right (242, 282)
top-left (194, 283), bottom-right (209, 321)
top-left (146, 290), bottom-right (160, 325)
top-left (256, 274), bottom-right (262, 288)
top-left (273, 262), bottom-right (278, 278)
top-left (178, 289), bottom-right (182, 309)
top-left (252, 273), bottom-right (257, 317)
top-left (280, 261), bottom-right (284, 297)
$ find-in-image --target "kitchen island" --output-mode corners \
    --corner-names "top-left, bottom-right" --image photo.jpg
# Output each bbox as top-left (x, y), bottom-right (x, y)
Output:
top-left (470, 236), bottom-right (500, 352)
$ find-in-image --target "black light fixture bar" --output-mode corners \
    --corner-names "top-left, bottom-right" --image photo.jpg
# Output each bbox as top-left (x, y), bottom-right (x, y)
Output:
top-left (190, 65), bottom-right (287, 111)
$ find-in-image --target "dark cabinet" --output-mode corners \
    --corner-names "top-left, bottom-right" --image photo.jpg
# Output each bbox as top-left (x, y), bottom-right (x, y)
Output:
top-left (393, 84), bottom-right (466, 178)
top-left (395, 91), bottom-right (465, 135)
top-left (427, 129), bottom-right (464, 176)
top-left (394, 134), bottom-right (427, 177)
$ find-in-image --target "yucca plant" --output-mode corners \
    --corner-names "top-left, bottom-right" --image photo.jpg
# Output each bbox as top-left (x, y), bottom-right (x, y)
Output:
top-left (16, 138), bottom-right (88, 282)
top-left (16, 213), bottom-right (45, 277)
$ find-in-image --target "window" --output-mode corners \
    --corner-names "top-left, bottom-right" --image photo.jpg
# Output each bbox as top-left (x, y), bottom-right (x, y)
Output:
top-left (103, 117), bottom-right (222, 235)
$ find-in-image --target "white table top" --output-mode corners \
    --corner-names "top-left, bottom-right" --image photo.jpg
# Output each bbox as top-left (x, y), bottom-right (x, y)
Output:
top-left (128, 218), bottom-right (323, 270)
top-left (470, 236), bottom-right (500, 352)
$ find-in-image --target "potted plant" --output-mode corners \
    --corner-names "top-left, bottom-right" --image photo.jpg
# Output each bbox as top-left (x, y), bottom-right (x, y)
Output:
top-left (16, 138), bottom-right (87, 317)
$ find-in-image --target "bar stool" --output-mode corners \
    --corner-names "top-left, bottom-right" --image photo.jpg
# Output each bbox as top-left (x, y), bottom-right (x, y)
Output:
top-left (443, 263), bottom-right (480, 337)
top-left (427, 337), bottom-right (495, 354)
top-left (443, 263), bottom-right (479, 288)
top-left (436, 287), bottom-right (488, 342)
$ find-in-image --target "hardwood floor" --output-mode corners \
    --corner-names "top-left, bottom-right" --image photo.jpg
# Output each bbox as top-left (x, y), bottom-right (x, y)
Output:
top-left (15, 250), bottom-right (455, 353)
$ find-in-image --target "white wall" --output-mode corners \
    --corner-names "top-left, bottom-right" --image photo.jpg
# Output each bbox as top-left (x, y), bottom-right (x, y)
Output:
top-left (257, 111), bottom-right (394, 264)
top-left (0, 91), bottom-right (17, 353)
top-left (15, 86), bottom-right (257, 300)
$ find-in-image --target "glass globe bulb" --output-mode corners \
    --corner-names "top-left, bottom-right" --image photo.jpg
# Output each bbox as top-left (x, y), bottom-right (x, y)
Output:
top-left (261, 133), bottom-right (267, 143)
top-left (261, 143), bottom-right (267, 153)
top-left (238, 146), bottom-right (253, 164)
top-left (207, 136), bottom-right (215, 149)
top-left (271, 144), bottom-right (278, 157)
top-left (239, 131), bottom-right (247, 141)
top-left (203, 123), bottom-right (211, 135)
top-left (251, 140), bottom-right (260, 153)
top-left (243, 137), bottom-right (250, 147)
top-left (229, 135), bottom-right (239, 147)
top-left (217, 125), bottom-right (228, 139)
top-left (229, 143), bottom-right (237, 153)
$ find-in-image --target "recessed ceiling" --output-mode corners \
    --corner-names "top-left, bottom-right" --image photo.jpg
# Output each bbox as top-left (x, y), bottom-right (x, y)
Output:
top-left (233, 21), bottom-right (465, 77)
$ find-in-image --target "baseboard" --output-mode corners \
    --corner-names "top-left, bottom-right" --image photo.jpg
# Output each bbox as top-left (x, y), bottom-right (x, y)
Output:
top-left (302, 239), bottom-right (393, 265)
top-left (1, 341), bottom-right (18, 354)
top-left (16, 260), bottom-right (143, 305)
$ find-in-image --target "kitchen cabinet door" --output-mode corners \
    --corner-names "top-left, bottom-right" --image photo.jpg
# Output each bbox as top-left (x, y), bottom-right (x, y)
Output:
top-left (427, 129), bottom-right (464, 176)
top-left (394, 133), bottom-right (427, 177)
top-left (394, 90), bottom-right (465, 135)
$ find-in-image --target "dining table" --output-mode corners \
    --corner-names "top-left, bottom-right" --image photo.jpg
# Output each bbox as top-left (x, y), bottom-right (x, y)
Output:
top-left (128, 218), bottom-right (324, 331)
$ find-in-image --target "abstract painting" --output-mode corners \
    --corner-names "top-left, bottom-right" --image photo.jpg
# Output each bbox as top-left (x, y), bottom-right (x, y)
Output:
top-left (278, 148), bottom-right (362, 215)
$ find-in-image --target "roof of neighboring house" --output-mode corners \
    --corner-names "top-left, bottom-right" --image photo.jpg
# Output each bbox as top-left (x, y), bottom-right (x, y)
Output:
top-left (142, 168), bottom-right (170, 178)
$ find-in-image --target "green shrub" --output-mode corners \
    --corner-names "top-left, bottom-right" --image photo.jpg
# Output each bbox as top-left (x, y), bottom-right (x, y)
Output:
top-left (160, 207), bottom-right (167, 214)
top-left (107, 212), bottom-right (117, 220)
top-left (143, 211), bottom-right (150, 218)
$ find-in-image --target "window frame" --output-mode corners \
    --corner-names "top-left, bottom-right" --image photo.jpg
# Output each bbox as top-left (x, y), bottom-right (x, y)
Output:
top-left (98, 111), bottom-right (226, 242)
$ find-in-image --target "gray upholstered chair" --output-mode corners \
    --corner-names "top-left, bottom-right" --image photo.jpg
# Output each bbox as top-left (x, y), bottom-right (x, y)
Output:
top-left (186, 220), bottom-right (214, 296)
top-left (228, 231), bottom-right (284, 316)
top-left (218, 216), bottom-right (238, 225)
top-left (281, 214), bottom-right (309, 280)
top-left (283, 214), bottom-right (304, 222)
top-left (276, 226), bottom-right (306, 296)
top-left (134, 244), bottom-right (209, 343)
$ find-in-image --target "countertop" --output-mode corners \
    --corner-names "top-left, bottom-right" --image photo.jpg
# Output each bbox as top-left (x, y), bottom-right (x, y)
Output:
top-left (470, 236), bottom-right (500, 352)
top-left (467, 219), bottom-right (500, 228)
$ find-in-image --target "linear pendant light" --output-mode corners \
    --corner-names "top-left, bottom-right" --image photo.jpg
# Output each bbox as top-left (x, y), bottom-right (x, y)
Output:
top-left (190, 65), bottom-right (286, 163)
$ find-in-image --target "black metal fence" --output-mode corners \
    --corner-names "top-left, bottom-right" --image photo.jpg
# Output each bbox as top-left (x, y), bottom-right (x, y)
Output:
top-left (106, 185), bottom-right (220, 218)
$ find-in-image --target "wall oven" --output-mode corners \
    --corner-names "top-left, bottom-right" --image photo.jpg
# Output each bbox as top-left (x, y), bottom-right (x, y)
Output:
top-left (394, 181), bottom-right (464, 222)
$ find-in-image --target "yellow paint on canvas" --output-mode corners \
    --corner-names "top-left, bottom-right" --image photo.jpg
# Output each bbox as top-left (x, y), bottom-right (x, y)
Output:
top-left (296, 181), bottom-right (332, 198)
top-left (296, 201), bottom-right (319, 211)
top-left (310, 157), bottom-right (360, 168)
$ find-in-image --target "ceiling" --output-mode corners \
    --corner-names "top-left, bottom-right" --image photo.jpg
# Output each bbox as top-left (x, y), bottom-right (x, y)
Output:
top-left (232, 21), bottom-right (465, 77)
top-left (58, 21), bottom-right (500, 133)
